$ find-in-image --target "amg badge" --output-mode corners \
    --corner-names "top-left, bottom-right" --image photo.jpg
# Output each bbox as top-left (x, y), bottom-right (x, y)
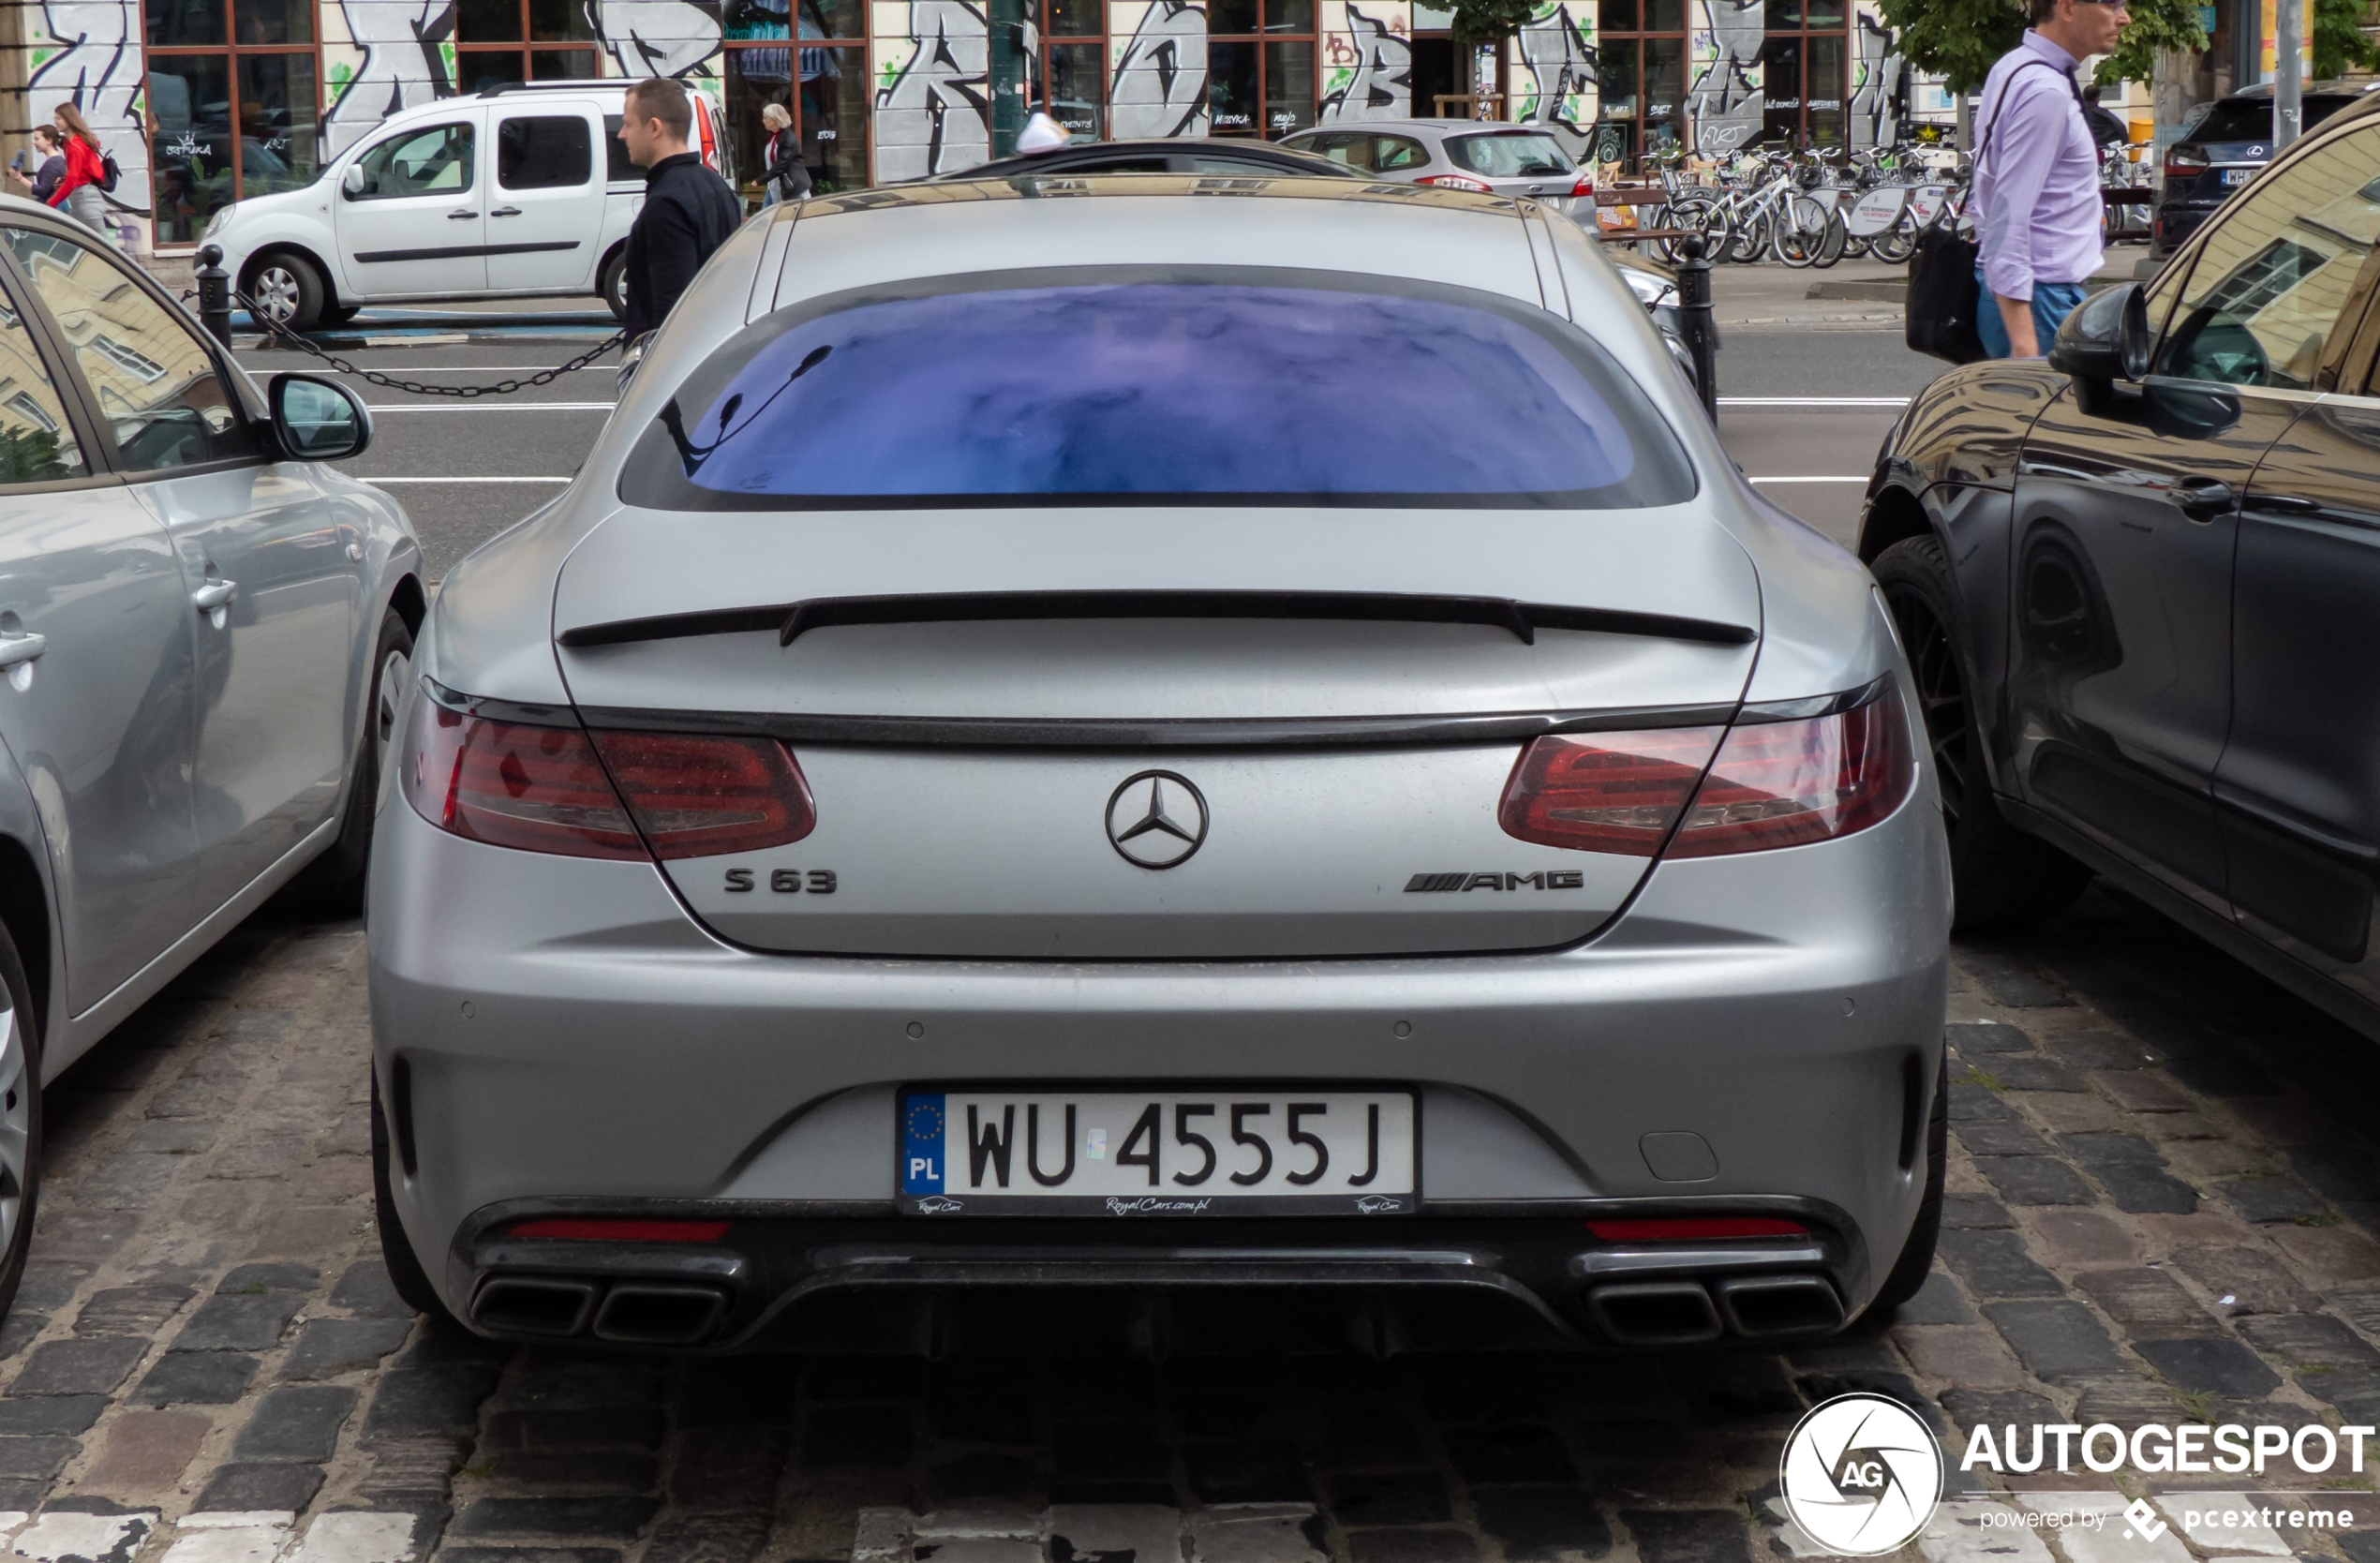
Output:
top-left (1406, 871), bottom-right (1584, 892)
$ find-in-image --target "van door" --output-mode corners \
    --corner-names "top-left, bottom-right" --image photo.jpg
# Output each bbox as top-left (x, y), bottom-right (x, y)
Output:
top-left (486, 107), bottom-right (604, 292)
top-left (335, 112), bottom-right (489, 298)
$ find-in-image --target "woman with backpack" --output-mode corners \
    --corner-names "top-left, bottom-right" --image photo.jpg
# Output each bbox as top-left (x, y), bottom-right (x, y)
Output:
top-left (48, 104), bottom-right (112, 234)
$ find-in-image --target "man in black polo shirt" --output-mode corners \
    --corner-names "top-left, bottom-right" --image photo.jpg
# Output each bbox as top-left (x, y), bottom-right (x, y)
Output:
top-left (616, 77), bottom-right (743, 338)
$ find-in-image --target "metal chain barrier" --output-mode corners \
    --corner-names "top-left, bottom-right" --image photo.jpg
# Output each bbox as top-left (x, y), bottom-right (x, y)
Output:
top-left (231, 289), bottom-right (626, 399)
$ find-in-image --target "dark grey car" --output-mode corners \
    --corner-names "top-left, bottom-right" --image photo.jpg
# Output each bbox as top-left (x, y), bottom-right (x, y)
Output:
top-left (2153, 81), bottom-right (2376, 256)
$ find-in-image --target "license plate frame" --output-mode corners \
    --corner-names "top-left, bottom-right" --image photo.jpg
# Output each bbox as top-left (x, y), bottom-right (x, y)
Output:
top-left (897, 1086), bottom-right (1421, 1216)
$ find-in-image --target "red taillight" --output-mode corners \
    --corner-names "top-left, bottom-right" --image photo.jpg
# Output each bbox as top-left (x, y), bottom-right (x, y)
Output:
top-left (1666, 687), bottom-right (1913, 858)
top-left (2164, 145), bottom-right (2209, 175)
top-left (1497, 687), bottom-right (1913, 859)
top-left (402, 691), bottom-right (816, 860)
top-left (1497, 726), bottom-right (1726, 855)
top-left (1419, 171), bottom-right (1495, 192)
top-left (1570, 168), bottom-right (1597, 198)
top-left (588, 730), bottom-right (815, 859)
top-left (508, 1218), bottom-right (732, 1242)
top-left (403, 700), bottom-right (644, 858)
top-left (1587, 1217), bottom-right (1807, 1241)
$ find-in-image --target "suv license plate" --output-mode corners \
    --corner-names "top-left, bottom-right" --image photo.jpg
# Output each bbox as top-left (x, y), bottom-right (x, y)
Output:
top-left (2221, 168), bottom-right (2253, 185)
top-left (899, 1090), bottom-right (1418, 1215)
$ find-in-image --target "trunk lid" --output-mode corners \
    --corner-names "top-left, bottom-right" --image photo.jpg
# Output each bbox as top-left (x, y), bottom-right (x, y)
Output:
top-left (551, 505), bottom-right (1760, 959)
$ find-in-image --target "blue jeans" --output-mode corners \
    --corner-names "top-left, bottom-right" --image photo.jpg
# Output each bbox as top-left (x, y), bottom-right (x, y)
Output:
top-left (1976, 270), bottom-right (2090, 359)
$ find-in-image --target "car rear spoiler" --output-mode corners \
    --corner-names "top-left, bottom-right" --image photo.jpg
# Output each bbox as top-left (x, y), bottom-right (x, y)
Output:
top-left (555, 589), bottom-right (1758, 651)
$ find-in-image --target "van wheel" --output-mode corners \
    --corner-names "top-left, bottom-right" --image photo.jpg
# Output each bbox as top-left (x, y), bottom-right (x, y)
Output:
top-left (0, 921), bottom-right (42, 1332)
top-left (245, 253), bottom-right (325, 334)
top-left (372, 1073), bottom-right (452, 1320)
top-left (599, 250), bottom-right (628, 321)
top-left (1872, 534), bottom-right (2091, 930)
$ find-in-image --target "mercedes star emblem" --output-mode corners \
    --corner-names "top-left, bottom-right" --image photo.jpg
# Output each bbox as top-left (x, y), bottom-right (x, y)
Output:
top-left (1105, 770), bottom-right (1209, 869)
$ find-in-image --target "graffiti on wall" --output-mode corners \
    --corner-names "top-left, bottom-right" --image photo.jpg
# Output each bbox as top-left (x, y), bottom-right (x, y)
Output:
top-left (597, 0), bottom-right (726, 78)
top-left (874, 0), bottom-right (990, 179)
top-left (1318, 1), bottom-right (1411, 122)
top-left (26, 0), bottom-right (150, 218)
top-left (1108, 0), bottom-right (1207, 138)
top-left (1512, 0), bottom-right (1594, 153)
top-left (1686, 0), bottom-right (1760, 153)
top-left (1847, 5), bottom-right (1901, 146)
top-left (322, 0), bottom-right (455, 150)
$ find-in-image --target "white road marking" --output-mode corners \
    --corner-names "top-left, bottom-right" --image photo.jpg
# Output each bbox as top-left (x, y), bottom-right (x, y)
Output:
top-left (1748, 475), bottom-right (1869, 484)
top-left (158, 1513), bottom-right (293, 1563)
top-left (1719, 395), bottom-right (1911, 407)
top-left (8, 1512), bottom-right (156, 1563)
top-left (364, 476), bottom-right (571, 484)
top-left (283, 1511), bottom-right (419, 1563)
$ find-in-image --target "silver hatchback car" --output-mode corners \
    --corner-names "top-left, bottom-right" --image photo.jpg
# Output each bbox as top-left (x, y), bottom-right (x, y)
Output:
top-left (1281, 120), bottom-right (1593, 209)
top-left (369, 176), bottom-right (1949, 1354)
top-left (0, 197), bottom-right (423, 1320)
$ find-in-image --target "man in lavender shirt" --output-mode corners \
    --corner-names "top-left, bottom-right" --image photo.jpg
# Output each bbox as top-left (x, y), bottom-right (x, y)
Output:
top-left (1971, 0), bottom-right (2131, 357)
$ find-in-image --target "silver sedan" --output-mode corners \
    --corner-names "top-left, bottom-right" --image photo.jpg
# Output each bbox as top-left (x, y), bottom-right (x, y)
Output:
top-left (0, 197), bottom-right (424, 1321)
top-left (1281, 120), bottom-right (1593, 209)
top-left (368, 175), bottom-right (1949, 1354)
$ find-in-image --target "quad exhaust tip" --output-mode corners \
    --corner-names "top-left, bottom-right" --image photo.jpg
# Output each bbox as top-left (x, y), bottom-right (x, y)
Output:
top-left (471, 1276), bottom-right (731, 1346)
top-left (1588, 1274), bottom-right (1843, 1345)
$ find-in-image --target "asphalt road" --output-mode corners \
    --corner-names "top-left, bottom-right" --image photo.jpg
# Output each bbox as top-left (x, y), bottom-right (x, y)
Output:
top-left (227, 269), bottom-right (1950, 581)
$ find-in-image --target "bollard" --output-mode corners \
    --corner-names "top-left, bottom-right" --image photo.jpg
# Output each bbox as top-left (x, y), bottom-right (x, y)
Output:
top-left (195, 243), bottom-right (233, 350)
top-left (1675, 233), bottom-right (1718, 422)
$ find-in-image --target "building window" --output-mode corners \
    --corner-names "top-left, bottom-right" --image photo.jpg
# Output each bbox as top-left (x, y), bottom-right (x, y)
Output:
top-left (1594, 0), bottom-right (1685, 166)
top-left (1199, 0), bottom-right (1316, 137)
top-left (454, 0), bottom-right (602, 91)
top-left (725, 0), bottom-right (864, 201)
top-left (144, 0), bottom-right (320, 246)
top-left (1761, 0), bottom-right (1846, 146)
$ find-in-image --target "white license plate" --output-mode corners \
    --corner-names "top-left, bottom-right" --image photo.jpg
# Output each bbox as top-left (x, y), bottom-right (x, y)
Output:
top-left (2221, 168), bottom-right (2254, 186)
top-left (900, 1089), bottom-right (1418, 1215)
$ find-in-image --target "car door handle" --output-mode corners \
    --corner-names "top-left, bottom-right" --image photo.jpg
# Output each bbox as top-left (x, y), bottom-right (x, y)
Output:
top-left (2244, 492), bottom-right (2320, 514)
top-left (448, 208), bottom-right (477, 220)
top-left (191, 579), bottom-right (238, 611)
top-left (2173, 477), bottom-right (2236, 521)
top-left (0, 633), bottom-right (46, 669)
top-left (491, 205), bottom-right (522, 217)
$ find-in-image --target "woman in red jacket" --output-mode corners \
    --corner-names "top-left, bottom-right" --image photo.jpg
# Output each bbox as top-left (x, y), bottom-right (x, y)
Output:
top-left (48, 104), bottom-right (108, 233)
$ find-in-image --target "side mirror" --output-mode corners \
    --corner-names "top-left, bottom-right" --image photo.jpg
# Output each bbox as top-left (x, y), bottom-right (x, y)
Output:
top-left (340, 164), bottom-right (366, 199)
top-left (270, 373), bottom-right (371, 461)
top-left (2047, 281), bottom-right (2151, 387)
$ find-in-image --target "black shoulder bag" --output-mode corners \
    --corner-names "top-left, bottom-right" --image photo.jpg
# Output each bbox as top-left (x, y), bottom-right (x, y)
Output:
top-left (1906, 58), bottom-right (2068, 365)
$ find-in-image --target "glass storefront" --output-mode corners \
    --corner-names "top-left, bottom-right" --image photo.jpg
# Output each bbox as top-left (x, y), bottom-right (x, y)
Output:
top-left (455, 0), bottom-right (602, 90)
top-left (1761, 0), bottom-right (1848, 146)
top-left (145, 0), bottom-right (318, 246)
top-left (1590, 0), bottom-right (1684, 167)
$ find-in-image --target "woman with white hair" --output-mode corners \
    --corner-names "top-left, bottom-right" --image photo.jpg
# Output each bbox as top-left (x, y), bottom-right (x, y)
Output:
top-left (759, 102), bottom-right (811, 206)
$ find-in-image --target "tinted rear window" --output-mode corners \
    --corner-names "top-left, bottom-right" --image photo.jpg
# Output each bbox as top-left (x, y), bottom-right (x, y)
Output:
top-left (1446, 132), bottom-right (1573, 176)
top-left (2189, 96), bottom-right (2357, 143)
top-left (620, 273), bottom-right (1694, 511)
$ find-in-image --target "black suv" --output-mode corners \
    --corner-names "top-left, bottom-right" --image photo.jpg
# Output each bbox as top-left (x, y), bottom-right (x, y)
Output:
top-left (2154, 81), bottom-right (2376, 256)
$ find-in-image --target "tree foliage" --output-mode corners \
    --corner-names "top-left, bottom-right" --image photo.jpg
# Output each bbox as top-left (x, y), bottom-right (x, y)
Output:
top-left (2314, 0), bottom-right (2378, 80)
top-left (1447, 0), bottom-right (1535, 49)
top-left (2093, 0), bottom-right (2210, 84)
top-left (1876, 0), bottom-right (2024, 95)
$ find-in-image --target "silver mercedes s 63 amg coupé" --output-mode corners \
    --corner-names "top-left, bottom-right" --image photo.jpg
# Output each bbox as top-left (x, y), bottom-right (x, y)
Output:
top-left (367, 174), bottom-right (1951, 1354)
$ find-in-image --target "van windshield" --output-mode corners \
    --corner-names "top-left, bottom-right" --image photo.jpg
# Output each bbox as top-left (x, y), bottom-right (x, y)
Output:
top-left (619, 274), bottom-right (1695, 511)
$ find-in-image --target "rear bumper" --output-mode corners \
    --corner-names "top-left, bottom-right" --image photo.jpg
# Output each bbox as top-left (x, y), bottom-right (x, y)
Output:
top-left (366, 713), bottom-right (1951, 1348)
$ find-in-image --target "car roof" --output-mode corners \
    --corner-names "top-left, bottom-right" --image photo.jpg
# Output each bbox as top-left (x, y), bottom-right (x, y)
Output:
top-left (766, 174), bottom-right (1557, 314)
top-left (2216, 80), bottom-right (2377, 100)
top-left (941, 139), bottom-right (1352, 182)
top-left (1291, 120), bottom-right (1563, 137)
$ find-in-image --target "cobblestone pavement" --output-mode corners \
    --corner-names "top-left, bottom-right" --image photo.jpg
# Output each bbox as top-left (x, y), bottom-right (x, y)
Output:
top-left (0, 885), bottom-right (2376, 1563)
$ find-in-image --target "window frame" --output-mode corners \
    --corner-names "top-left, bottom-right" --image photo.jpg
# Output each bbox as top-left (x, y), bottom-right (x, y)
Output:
top-left (345, 119), bottom-right (480, 202)
top-left (141, 0), bottom-right (325, 250)
top-left (0, 216), bottom-right (271, 485)
top-left (452, 0), bottom-right (604, 89)
top-left (2148, 113), bottom-right (2380, 394)
top-left (1592, 0), bottom-right (1688, 171)
top-left (493, 111), bottom-right (597, 193)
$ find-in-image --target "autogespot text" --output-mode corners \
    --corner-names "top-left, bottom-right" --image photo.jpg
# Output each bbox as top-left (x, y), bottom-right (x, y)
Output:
top-left (1963, 1422), bottom-right (2377, 1475)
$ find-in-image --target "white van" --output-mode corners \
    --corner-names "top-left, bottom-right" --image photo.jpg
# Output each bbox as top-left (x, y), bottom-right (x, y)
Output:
top-left (206, 80), bottom-right (731, 332)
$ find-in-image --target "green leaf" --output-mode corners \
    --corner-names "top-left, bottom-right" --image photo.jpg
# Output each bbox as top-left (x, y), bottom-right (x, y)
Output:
top-left (2314, 0), bottom-right (2378, 80)
top-left (1876, 0), bottom-right (2024, 94)
top-left (2093, 0), bottom-right (2209, 84)
top-left (1447, 0), bottom-right (1536, 49)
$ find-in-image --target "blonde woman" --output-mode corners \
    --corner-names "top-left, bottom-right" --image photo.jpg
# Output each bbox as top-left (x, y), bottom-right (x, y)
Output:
top-left (759, 103), bottom-right (811, 206)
